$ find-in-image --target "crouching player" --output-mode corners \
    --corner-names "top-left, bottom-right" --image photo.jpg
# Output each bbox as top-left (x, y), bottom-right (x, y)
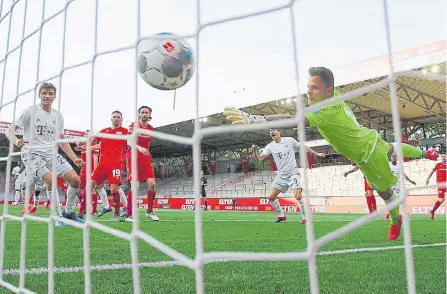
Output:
top-left (125, 106), bottom-right (159, 222)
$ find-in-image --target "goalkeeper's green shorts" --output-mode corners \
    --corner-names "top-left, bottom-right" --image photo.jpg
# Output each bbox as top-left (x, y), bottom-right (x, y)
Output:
top-left (358, 136), bottom-right (397, 192)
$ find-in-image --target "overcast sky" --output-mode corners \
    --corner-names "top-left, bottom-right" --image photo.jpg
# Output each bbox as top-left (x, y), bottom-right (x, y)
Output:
top-left (0, 0), bottom-right (444, 132)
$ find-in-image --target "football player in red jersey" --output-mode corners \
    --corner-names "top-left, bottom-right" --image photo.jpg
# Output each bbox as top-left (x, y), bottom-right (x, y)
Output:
top-left (426, 153), bottom-right (446, 220)
top-left (81, 111), bottom-right (129, 221)
top-left (125, 106), bottom-right (159, 222)
top-left (75, 130), bottom-right (101, 218)
top-left (344, 163), bottom-right (377, 214)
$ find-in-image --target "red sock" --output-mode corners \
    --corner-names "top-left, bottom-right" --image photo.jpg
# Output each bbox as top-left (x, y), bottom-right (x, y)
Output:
top-left (79, 190), bottom-right (86, 214)
top-left (147, 190), bottom-right (156, 213)
top-left (127, 190), bottom-right (133, 217)
top-left (112, 192), bottom-right (120, 215)
top-left (91, 194), bottom-right (98, 215)
top-left (432, 200), bottom-right (441, 212)
top-left (370, 196), bottom-right (377, 212)
top-left (365, 196), bottom-right (373, 213)
top-left (46, 199), bottom-right (50, 206)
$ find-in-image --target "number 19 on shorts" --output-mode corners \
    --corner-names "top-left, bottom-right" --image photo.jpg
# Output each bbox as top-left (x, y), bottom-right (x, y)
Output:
top-left (113, 169), bottom-right (121, 179)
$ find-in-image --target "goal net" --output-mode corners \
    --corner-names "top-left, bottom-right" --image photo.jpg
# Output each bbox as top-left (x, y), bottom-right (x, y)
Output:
top-left (0, 0), bottom-right (445, 293)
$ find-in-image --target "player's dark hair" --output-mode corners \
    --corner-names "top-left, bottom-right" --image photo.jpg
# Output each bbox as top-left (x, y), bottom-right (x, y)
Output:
top-left (38, 82), bottom-right (56, 95)
top-left (308, 67), bottom-right (334, 90)
top-left (111, 110), bottom-right (123, 117)
top-left (138, 106), bottom-right (152, 114)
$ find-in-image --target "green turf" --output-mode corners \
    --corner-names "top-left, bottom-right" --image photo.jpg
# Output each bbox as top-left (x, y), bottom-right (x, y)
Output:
top-left (0, 206), bottom-right (445, 294)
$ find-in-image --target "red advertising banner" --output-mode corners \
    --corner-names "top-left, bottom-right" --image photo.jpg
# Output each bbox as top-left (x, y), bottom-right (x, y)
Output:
top-left (2, 196), bottom-right (444, 215)
top-left (145, 196), bottom-right (445, 215)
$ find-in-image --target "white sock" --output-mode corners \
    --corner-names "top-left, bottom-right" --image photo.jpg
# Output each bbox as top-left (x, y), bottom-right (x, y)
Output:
top-left (97, 187), bottom-right (110, 209)
top-left (14, 191), bottom-right (20, 204)
top-left (46, 190), bottom-right (62, 217)
top-left (298, 199), bottom-right (305, 219)
top-left (64, 186), bottom-right (79, 213)
top-left (118, 187), bottom-right (127, 207)
top-left (269, 199), bottom-right (284, 217)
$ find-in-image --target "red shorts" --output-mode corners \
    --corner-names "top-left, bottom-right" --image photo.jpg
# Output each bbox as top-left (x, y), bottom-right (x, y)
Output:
top-left (364, 178), bottom-right (374, 192)
top-left (126, 157), bottom-right (154, 183)
top-left (438, 188), bottom-right (446, 198)
top-left (91, 163), bottom-right (123, 185)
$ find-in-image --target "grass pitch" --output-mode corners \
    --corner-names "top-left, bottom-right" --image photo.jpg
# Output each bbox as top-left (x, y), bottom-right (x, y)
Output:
top-left (0, 206), bottom-right (445, 294)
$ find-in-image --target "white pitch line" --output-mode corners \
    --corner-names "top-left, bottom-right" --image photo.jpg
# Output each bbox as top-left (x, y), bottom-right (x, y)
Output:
top-left (94, 218), bottom-right (439, 223)
top-left (2, 243), bottom-right (445, 277)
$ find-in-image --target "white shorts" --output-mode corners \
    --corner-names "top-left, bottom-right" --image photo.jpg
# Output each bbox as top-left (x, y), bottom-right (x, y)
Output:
top-left (21, 153), bottom-right (73, 181)
top-left (272, 172), bottom-right (302, 194)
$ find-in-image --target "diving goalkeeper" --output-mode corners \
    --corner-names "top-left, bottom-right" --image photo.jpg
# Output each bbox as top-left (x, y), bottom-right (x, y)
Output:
top-left (223, 67), bottom-right (438, 241)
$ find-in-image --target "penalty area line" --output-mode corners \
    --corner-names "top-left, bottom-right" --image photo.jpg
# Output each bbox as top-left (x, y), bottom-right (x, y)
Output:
top-left (2, 243), bottom-right (446, 277)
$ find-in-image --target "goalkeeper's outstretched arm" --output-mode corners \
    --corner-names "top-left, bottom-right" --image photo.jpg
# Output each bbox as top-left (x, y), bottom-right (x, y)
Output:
top-left (223, 107), bottom-right (308, 126)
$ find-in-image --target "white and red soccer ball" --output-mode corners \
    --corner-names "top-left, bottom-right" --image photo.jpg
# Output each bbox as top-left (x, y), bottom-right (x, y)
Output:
top-left (137, 32), bottom-right (195, 91)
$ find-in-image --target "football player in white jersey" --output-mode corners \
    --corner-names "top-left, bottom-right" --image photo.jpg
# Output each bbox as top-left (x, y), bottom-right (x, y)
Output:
top-left (385, 154), bottom-right (416, 220)
top-left (5, 82), bottom-right (84, 226)
top-left (11, 161), bottom-right (24, 206)
top-left (252, 128), bottom-right (325, 223)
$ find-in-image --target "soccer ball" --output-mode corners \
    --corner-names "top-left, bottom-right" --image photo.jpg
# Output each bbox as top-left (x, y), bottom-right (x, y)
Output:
top-left (137, 32), bottom-right (195, 90)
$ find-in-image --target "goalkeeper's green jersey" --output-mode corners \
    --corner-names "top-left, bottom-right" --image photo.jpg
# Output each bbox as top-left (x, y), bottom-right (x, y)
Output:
top-left (305, 89), bottom-right (379, 164)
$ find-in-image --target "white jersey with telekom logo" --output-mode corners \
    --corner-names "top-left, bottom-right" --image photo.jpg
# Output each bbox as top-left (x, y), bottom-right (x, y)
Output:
top-left (15, 104), bottom-right (65, 156)
top-left (261, 137), bottom-right (300, 176)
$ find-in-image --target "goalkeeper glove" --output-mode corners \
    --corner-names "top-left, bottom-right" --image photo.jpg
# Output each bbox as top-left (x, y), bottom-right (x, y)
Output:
top-left (223, 107), bottom-right (266, 124)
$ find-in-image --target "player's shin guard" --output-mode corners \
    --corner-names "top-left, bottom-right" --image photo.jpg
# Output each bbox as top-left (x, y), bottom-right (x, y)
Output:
top-left (147, 190), bottom-right (155, 213)
top-left (126, 190), bottom-right (133, 217)
top-left (431, 200), bottom-right (441, 213)
top-left (14, 191), bottom-right (20, 204)
top-left (79, 190), bottom-right (86, 214)
top-left (97, 187), bottom-right (110, 209)
top-left (46, 189), bottom-right (62, 217)
top-left (298, 199), bottom-right (305, 219)
top-left (118, 187), bottom-right (127, 207)
top-left (112, 192), bottom-right (120, 215)
top-left (366, 196), bottom-right (376, 213)
top-left (269, 199), bottom-right (284, 217)
top-left (384, 192), bottom-right (400, 225)
top-left (65, 187), bottom-right (79, 213)
top-left (92, 193), bottom-right (98, 214)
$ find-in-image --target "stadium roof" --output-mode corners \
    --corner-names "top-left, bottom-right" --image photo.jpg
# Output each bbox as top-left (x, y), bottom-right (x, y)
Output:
top-left (151, 62), bottom-right (446, 158)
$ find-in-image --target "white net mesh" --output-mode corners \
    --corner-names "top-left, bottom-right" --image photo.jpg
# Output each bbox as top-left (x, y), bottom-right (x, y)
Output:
top-left (0, 0), bottom-right (445, 293)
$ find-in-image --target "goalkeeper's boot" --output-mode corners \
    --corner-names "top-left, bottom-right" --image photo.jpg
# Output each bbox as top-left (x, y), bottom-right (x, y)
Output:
top-left (120, 207), bottom-right (127, 218)
top-left (274, 215), bottom-right (287, 223)
top-left (29, 206), bottom-right (37, 214)
top-left (301, 219), bottom-right (307, 225)
top-left (388, 214), bottom-right (402, 241)
top-left (62, 210), bottom-right (84, 223)
top-left (96, 207), bottom-right (112, 217)
top-left (13, 203), bottom-right (18, 208)
top-left (147, 212), bottom-right (160, 221)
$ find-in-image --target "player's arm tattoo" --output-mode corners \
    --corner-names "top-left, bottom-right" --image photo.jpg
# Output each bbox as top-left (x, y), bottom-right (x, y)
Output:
top-left (303, 145), bottom-right (319, 155)
top-left (404, 173), bottom-right (415, 184)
